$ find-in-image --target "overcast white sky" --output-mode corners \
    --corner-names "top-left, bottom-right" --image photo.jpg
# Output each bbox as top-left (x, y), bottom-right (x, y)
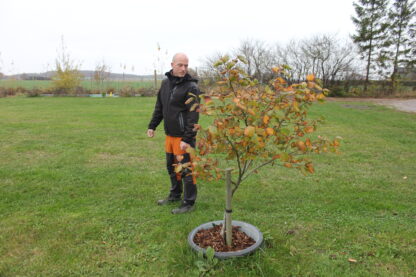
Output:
top-left (0, 0), bottom-right (356, 75)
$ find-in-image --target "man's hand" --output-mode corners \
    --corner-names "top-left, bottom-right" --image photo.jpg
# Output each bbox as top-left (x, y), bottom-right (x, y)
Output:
top-left (180, 141), bottom-right (190, 151)
top-left (147, 129), bottom-right (155, 138)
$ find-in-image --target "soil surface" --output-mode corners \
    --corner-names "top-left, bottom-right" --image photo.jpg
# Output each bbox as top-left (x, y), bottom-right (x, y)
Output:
top-left (327, 97), bottom-right (416, 113)
top-left (193, 224), bottom-right (255, 252)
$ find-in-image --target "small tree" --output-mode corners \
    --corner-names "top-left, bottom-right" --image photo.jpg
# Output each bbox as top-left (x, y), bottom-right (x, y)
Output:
top-left (184, 56), bottom-right (341, 247)
top-left (94, 60), bottom-right (111, 93)
top-left (52, 37), bottom-right (82, 95)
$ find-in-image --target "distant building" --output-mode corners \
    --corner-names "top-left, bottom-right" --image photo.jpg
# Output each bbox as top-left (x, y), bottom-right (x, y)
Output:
top-left (397, 67), bottom-right (416, 81)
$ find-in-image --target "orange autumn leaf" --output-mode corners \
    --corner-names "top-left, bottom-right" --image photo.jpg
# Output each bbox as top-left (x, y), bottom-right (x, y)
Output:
top-left (263, 115), bottom-right (270, 124)
top-left (296, 141), bottom-right (306, 151)
top-left (266, 127), bottom-right (274, 135)
top-left (284, 163), bottom-right (292, 168)
top-left (305, 163), bottom-right (314, 173)
top-left (304, 126), bottom-right (314, 133)
top-left (305, 138), bottom-right (312, 147)
top-left (306, 74), bottom-right (315, 81)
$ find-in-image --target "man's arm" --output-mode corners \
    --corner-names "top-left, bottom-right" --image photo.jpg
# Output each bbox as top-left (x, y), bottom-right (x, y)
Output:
top-left (148, 88), bottom-right (163, 134)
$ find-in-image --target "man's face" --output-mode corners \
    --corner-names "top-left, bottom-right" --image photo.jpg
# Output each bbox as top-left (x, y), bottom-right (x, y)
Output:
top-left (171, 55), bottom-right (189, 77)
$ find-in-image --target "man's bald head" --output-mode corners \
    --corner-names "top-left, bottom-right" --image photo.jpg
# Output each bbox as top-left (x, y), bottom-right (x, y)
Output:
top-left (172, 53), bottom-right (188, 63)
top-left (171, 53), bottom-right (189, 77)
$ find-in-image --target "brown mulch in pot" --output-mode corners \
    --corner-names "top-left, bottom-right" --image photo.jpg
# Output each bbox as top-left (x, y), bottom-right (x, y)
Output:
top-left (193, 224), bottom-right (255, 252)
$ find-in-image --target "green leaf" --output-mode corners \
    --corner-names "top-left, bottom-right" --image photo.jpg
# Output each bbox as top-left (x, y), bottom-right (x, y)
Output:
top-left (280, 152), bottom-right (289, 162)
top-left (206, 247), bottom-right (215, 260)
top-left (213, 60), bottom-right (223, 67)
top-left (197, 250), bottom-right (204, 259)
top-left (237, 55), bottom-right (248, 64)
top-left (281, 128), bottom-right (290, 135)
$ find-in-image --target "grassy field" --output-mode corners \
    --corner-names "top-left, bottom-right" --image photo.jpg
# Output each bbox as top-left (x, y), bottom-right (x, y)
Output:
top-left (0, 97), bottom-right (415, 276)
top-left (0, 79), bottom-right (158, 90)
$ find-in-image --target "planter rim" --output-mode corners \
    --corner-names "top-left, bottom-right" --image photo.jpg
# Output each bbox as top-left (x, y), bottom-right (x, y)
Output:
top-left (188, 220), bottom-right (263, 259)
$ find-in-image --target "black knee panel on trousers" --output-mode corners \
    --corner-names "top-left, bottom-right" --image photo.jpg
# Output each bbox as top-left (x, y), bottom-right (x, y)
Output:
top-left (165, 153), bottom-right (182, 197)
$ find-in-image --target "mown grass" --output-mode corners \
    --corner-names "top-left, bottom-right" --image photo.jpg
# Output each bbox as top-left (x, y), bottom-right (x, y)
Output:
top-left (0, 97), bottom-right (415, 276)
top-left (0, 79), bottom-right (157, 90)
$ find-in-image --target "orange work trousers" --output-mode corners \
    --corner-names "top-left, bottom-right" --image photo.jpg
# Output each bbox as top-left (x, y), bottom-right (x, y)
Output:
top-left (165, 136), bottom-right (196, 184)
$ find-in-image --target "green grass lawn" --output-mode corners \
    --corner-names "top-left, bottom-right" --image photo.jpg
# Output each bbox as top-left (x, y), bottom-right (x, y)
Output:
top-left (0, 79), bottom-right (157, 90)
top-left (0, 97), bottom-right (415, 276)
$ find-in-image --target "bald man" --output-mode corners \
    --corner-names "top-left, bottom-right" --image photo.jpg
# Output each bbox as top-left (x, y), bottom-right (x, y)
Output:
top-left (147, 53), bottom-right (200, 214)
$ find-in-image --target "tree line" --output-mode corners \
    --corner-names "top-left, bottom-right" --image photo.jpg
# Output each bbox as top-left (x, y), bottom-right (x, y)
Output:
top-left (201, 35), bottom-right (358, 92)
top-left (200, 0), bottom-right (415, 96)
top-left (352, 0), bottom-right (415, 92)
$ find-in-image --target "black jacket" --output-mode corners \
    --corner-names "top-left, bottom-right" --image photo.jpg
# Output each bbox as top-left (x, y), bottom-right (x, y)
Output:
top-left (148, 71), bottom-right (200, 144)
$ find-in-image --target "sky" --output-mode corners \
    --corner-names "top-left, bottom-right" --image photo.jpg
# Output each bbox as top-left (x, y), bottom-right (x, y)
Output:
top-left (0, 0), bottom-right (356, 75)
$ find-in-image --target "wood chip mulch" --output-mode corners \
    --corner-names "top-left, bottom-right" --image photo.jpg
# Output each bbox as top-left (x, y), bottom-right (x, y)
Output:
top-left (193, 224), bottom-right (255, 252)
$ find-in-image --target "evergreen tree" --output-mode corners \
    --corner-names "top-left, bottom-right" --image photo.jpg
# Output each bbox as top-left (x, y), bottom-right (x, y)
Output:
top-left (351, 0), bottom-right (389, 91)
top-left (386, 0), bottom-right (416, 91)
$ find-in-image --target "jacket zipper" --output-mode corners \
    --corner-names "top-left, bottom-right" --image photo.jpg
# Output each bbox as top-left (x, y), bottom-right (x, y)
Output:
top-left (179, 113), bottom-right (185, 132)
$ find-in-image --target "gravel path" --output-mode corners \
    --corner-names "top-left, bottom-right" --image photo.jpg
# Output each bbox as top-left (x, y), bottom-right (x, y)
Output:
top-left (327, 98), bottom-right (416, 113)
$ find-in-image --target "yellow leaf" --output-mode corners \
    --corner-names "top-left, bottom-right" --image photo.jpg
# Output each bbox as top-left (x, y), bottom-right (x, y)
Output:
top-left (190, 103), bottom-right (199, 111)
top-left (187, 92), bottom-right (197, 98)
top-left (256, 128), bottom-right (266, 136)
top-left (174, 164), bottom-right (183, 173)
top-left (186, 147), bottom-right (196, 158)
top-left (348, 258), bottom-right (357, 263)
top-left (306, 74), bottom-right (315, 81)
top-left (272, 67), bottom-right (280, 73)
top-left (185, 97), bottom-right (194, 105)
top-left (263, 115), bottom-right (270, 124)
top-left (293, 101), bottom-right (299, 112)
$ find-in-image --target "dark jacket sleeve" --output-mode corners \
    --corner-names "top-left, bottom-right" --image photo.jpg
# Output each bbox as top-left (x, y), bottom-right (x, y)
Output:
top-left (182, 84), bottom-right (200, 144)
top-left (148, 89), bottom-right (163, 130)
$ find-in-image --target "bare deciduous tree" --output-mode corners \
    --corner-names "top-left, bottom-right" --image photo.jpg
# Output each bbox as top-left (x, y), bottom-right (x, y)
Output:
top-left (94, 60), bottom-right (111, 92)
top-left (233, 39), bottom-right (277, 83)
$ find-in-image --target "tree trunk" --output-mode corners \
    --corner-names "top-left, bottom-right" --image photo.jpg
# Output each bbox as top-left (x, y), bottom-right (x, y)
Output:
top-left (224, 168), bottom-right (233, 247)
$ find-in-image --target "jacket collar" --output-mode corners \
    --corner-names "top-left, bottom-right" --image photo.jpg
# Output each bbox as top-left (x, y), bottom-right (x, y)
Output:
top-left (165, 70), bottom-right (197, 84)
